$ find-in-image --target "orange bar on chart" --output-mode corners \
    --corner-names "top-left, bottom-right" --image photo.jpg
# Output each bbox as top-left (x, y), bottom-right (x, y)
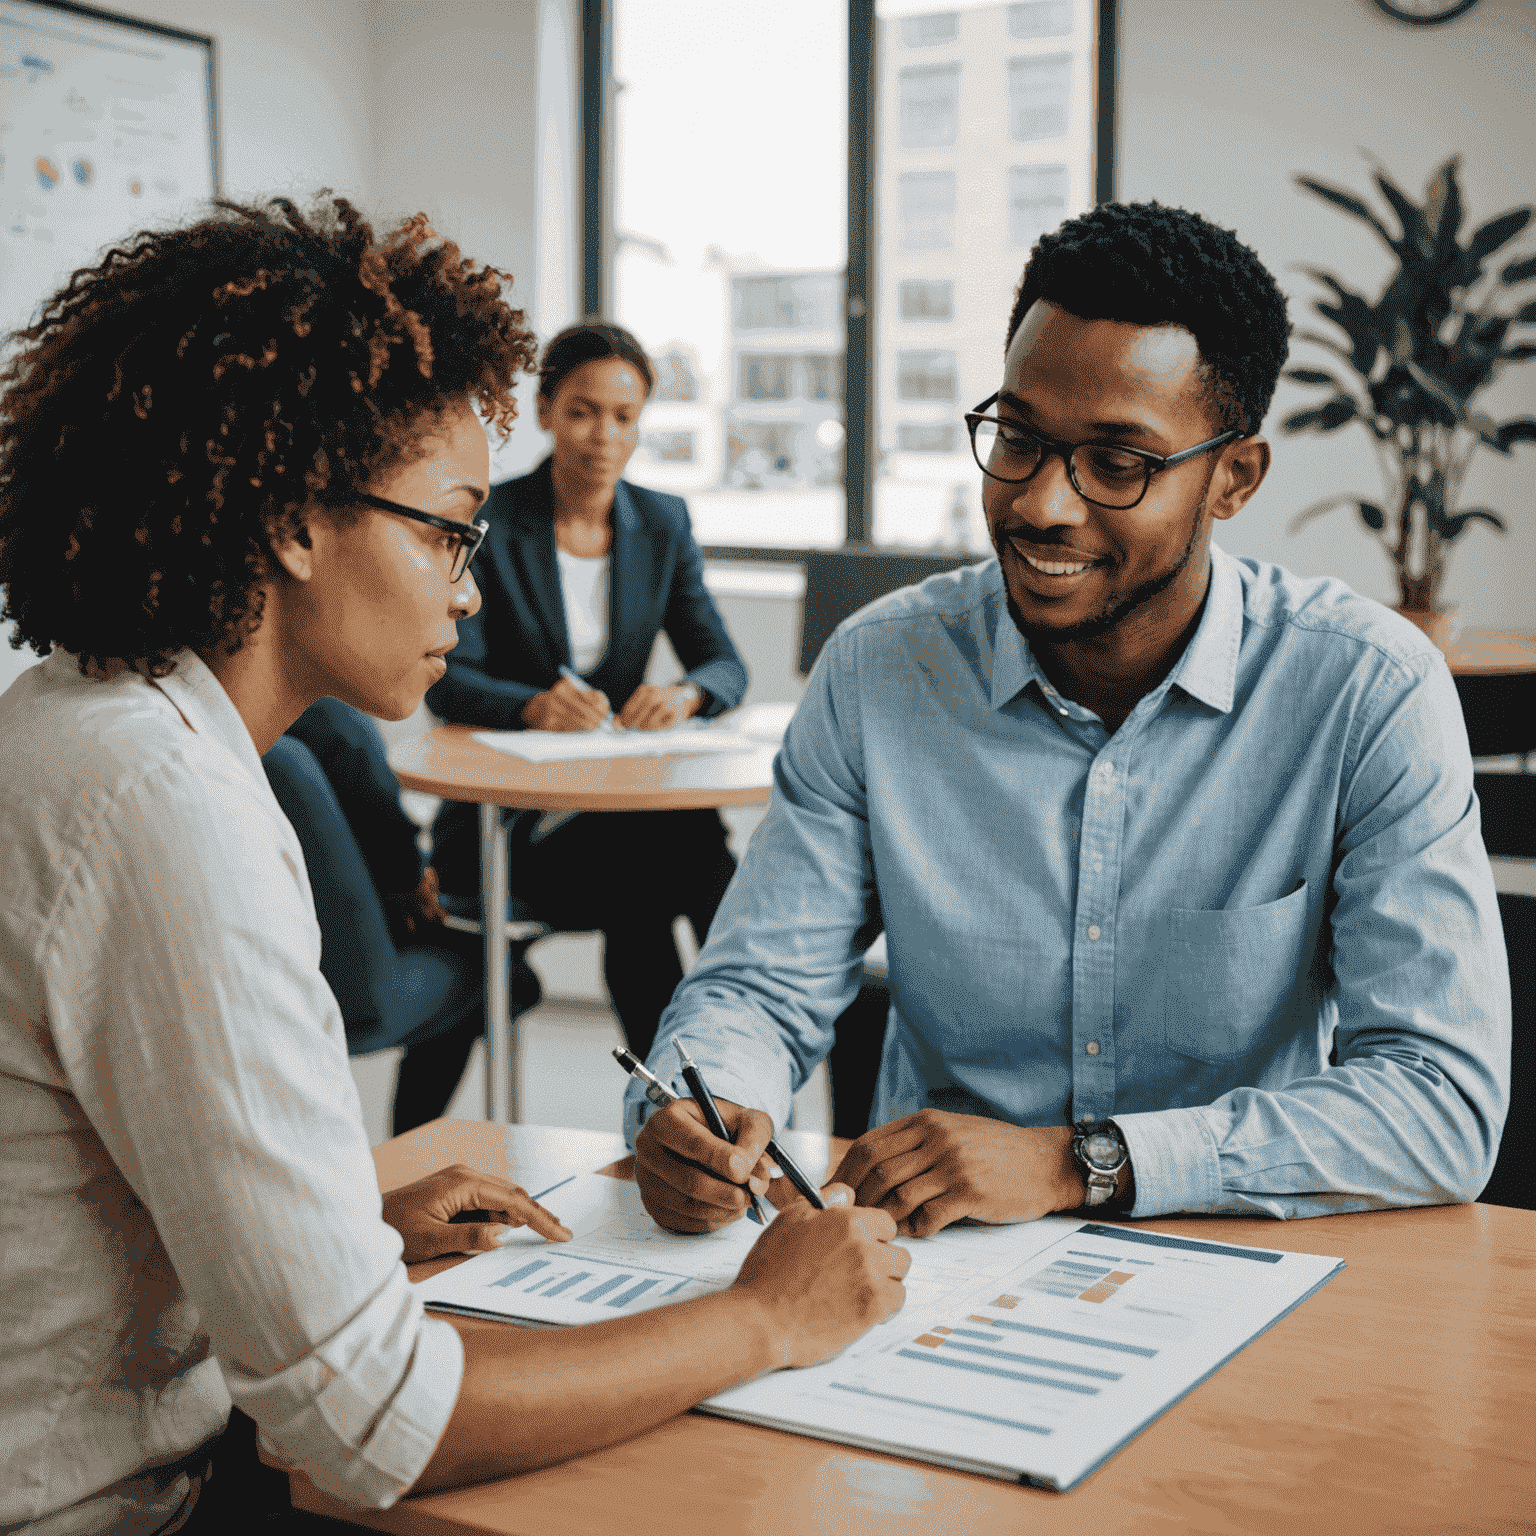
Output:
top-left (991, 1295), bottom-right (1020, 1309)
top-left (1078, 1282), bottom-right (1117, 1303)
top-left (913, 1335), bottom-right (944, 1348)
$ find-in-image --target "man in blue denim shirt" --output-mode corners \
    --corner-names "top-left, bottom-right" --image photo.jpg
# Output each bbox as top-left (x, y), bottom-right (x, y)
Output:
top-left (625, 203), bottom-right (1509, 1232)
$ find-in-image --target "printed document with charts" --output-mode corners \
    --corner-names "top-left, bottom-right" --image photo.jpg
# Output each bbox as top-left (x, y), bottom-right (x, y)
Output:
top-left (416, 1174), bottom-right (1343, 1490)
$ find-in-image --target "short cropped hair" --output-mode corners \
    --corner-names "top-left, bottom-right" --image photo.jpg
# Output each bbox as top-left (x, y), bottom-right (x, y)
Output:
top-left (538, 318), bottom-right (655, 401)
top-left (1006, 201), bottom-right (1290, 435)
top-left (0, 195), bottom-right (538, 677)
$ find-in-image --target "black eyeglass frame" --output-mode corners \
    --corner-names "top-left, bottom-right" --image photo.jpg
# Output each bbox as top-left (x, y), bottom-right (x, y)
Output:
top-left (963, 392), bottom-right (1244, 511)
top-left (354, 492), bottom-right (489, 582)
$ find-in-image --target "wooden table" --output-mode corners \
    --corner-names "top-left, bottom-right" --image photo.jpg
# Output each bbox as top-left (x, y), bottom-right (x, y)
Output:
top-left (389, 725), bottom-right (777, 1122)
top-left (288, 1119), bottom-right (1536, 1536)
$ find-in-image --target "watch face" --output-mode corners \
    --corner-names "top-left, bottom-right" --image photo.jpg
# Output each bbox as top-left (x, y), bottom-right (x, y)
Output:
top-left (1083, 1131), bottom-right (1120, 1169)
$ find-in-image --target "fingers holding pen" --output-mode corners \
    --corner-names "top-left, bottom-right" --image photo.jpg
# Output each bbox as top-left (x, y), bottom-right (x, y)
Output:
top-left (634, 1098), bottom-right (774, 1233)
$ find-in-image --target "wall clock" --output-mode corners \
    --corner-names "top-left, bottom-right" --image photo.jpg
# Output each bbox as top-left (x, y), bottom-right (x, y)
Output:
top-left (1371, 0), bottom-right (1481, 23)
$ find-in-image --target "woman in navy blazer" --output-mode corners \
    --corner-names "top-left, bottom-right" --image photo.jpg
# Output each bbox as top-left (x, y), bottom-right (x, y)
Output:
top-left (428, 321), bottom-right (748, 1061)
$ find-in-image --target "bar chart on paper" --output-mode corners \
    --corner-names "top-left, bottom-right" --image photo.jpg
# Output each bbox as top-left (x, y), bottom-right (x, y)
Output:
top-left (704, 1222), bottom-right (1344, 1490)
top-left (417, 1174), bottom-right (762, 1326)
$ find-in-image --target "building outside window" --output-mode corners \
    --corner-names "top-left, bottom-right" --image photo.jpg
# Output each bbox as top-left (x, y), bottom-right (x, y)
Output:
top-left (899, 63), bottom-right (960, 148)
top-left (899, 279), bottom-right (954, 320)
top-left (1008, 0), bottom-right (1072, 38)
top-left (899, 170), bottom-right (956, 250)
top-left (1009, 52), bottom-right (1072, 141)
top-left (901, 10), bottom-right (959, 45)
top-left (1010, 163), bottom-right (1068, 248)
top-left (877, 0), bottom-right (1095, 550)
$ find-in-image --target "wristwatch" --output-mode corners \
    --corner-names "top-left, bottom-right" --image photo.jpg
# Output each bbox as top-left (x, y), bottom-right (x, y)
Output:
top-left (1072, 1119), bottom-right (1129, 1207)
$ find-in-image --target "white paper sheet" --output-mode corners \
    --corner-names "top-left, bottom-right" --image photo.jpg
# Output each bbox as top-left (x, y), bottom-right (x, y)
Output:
top-left (472, 724), bottom-right (764, 763)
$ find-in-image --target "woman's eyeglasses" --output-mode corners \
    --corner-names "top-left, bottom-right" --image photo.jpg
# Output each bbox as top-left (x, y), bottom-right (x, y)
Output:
top-left (963, 392), bottom-right (1242, 511)
top-left (354, 492), bottom-right (488, 581)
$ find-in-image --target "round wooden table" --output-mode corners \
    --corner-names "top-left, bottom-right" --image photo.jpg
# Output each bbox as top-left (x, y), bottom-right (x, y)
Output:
top-left (389, 724), bottom-right (778, 1122)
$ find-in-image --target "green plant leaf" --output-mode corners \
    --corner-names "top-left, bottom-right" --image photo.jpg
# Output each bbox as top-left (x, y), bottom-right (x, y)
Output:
top-left (1404, 360), bottom-right (1467, 420)
top-left (1375, 170), bottom-right (1434, 261)
top-left (1294, 175), bottom-right (1397, 251)
top-left (1483, 418), bottom-right (1536, 452)
top-left (1465, 208), bottom-right (1535, 264)
top-left (1424, 157), bottom-right (1464, 252)
top-left (1501, 343), bottom-right (1536, 361)
top-left (1280, 397), bottom-right (1359, 433)
top-left (1286, 493), bottom-right (1376, 534)
top-left (1501, 254), bottom-right (1536, 284)
top-left (1440, 508), bottom-right (1506, 541)
top-left (1514, 300), bottom-right (1536, 323)
top-left (1283, 367), bottom-right (1340, 386)
top-left (1357, 500), bottom-right (1387, 531)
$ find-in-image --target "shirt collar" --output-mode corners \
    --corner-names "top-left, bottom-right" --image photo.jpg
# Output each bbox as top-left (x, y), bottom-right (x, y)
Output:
top-left (1165, 542), bottom-right (1241, 714)
top-left (151, 649), bottom-right (269, 785)
top-left (986, 542), bottom-right (1243, 716)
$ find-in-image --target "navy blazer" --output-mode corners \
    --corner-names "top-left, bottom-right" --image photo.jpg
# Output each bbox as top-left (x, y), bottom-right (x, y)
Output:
top-left (426, 457), bottom-right (747, 729)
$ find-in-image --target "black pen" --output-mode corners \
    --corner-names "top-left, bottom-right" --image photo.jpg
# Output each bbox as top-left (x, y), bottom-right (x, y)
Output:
top-left (674, 1040), bottom-right (770, 1226)
top-left (612, 1046), bottom-right (766, 1225)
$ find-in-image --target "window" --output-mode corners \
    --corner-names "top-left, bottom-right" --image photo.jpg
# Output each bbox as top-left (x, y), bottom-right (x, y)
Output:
top-left (642, 431), bottom-right (696, 463)
top-left (898, 422), bottom-right (958, 452)
top-left (899, 170), bottom-right (955, 250)
top-left (899, 63), bottom-right (959, 148)
top-left (653, 350), bottom-right (699, 401)
top-left (1010, 164), bottom-right (1068, 247)
top-left (897, 349), bottom-right (957, 401)
top-left (1009, 0), bottom-right (1072, 38)
top-left (1009, 53), bottom-right (1072, 141)
top-left (899, 279), bottom-right (954, 320)
top-left (601, 2), bottom-right (1109, 553)
top-left (901, 11), bottom-right (958, 46)
top-left (739, 354), bottom-right (794, 400)
top-left (804, 354), bottom-right (844, 401)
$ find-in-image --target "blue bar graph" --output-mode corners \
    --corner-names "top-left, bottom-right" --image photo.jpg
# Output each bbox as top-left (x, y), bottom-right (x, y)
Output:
top-left (981, 1317), bottom-right (1158, 1358)
top-left (608, 1278), bottom-right (659, 1308)
top-left (492, 1259), bottom-right (549, 1289)
top-left (829, 1382), bottom-right (1051, 1437)
top-left (539, 1271), bottom-right (592, 1297)
top-left (940, 1339), bottom-right (1121, 1381)
top-left (578, 1274), bottom-right (631, 1304)
top-left (896, 1348), bottom-right (1100, 1394)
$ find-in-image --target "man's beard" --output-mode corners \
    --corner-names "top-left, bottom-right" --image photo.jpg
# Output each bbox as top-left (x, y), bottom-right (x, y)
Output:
top-left (999, 493), bottom-right (1208, 646)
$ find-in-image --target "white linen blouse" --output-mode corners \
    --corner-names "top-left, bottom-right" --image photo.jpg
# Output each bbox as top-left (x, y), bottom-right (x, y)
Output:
top-left (0, 650), bottom-right (462, 1534)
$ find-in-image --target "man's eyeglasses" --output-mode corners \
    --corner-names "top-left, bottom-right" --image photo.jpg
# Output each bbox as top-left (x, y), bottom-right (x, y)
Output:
top-left (963, 393), bottom-right (1242, 511)
top-left (354, 492), bottom-right (488, 582)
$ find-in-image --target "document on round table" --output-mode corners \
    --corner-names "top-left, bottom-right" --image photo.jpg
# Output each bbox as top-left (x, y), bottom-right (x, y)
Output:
top-left (471, 703), bottom-right (795, 763)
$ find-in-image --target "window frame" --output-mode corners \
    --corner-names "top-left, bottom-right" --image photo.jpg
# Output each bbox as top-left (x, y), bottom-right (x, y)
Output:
top-left (583, 0), bottom-right (1116, 560)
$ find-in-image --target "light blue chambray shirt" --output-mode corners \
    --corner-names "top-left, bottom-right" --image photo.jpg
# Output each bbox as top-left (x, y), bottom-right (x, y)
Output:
top-left (624, 546), bottom-right (1510, 1219)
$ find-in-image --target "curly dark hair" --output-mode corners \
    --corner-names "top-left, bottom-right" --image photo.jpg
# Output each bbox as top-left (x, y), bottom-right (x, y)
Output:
top-left (0, 195), bottom-right (539, 677)
top-left (1005, 201), bottom-right (1290, 435)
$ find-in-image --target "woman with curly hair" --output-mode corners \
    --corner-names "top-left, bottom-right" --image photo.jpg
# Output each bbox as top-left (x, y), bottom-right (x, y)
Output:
top-left (0, 197), bottom-right (906, 1535)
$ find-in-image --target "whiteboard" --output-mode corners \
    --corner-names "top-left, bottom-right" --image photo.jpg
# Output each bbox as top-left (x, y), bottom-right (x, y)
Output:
top-left (0, 0), bottom-right (217, 337)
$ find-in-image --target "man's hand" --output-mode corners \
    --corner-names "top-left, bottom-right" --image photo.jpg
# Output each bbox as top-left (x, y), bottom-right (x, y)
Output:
top-left (634, 1097), bottom-right (776, 1233)
top-left (616, 683), bottom-right (702, 731)
top-left (732, 1188), bottom-right (911, 1368)
top-left (830, 1111), bottom-right (1092, 1237)
top-left (522, 674), bottom-right (612, 731)
top-left (381, 1163), bottom-right (573, 1262)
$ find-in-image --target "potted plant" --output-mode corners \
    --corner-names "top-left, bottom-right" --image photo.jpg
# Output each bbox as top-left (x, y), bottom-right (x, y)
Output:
top-left (1282, 156), bottom-right (1536, 648)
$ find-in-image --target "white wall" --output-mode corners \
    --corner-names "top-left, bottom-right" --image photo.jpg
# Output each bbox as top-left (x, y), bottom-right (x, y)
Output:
top-left (1117, 0), bottom-right (1536, 629)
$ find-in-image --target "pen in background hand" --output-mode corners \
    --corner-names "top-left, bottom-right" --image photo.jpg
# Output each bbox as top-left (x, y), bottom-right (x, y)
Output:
top-left (558, 665), bottom-right (616, 731)
top-left (674, 1040), bottom-right (770, 1226)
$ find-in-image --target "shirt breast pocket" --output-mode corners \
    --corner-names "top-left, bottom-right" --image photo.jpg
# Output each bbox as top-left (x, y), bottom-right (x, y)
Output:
top-left (1163, 881), bottom-right (1311, 1064)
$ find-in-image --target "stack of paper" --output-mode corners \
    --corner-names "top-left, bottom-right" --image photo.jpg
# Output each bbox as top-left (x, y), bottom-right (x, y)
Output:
top-left (472, 725), bottom-right (764, 763)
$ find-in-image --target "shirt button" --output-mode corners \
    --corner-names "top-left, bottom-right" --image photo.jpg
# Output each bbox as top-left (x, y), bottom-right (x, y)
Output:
top-left (1093, 856), bottom-right (1103, 873)
top-left (1086, 1040), bottom-right (1100, 1055)
top-left (1087, 924), bottom-right (1101, 940)
top-left (1058, 707), bottom-right (1068, 716)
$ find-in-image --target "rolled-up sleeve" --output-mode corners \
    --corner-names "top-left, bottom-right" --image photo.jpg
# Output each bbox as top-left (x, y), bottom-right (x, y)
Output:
top-left (45, 754), bottom-right (462, 1508)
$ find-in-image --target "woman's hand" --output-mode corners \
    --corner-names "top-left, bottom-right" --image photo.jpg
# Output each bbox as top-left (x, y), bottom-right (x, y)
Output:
top-left (381, 1163), bottom-right (572, 1262)
top-left (522, 674), bottom-right (612, 731)
top-left (617, 683), bottom-right (702, 730)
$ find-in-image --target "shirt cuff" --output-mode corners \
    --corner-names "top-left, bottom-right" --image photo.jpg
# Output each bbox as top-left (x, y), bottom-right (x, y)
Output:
top-left (1111, 1107), bottom-right (1223, 1218)
top-left (240, 1282), bottom-right (464, 1509)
